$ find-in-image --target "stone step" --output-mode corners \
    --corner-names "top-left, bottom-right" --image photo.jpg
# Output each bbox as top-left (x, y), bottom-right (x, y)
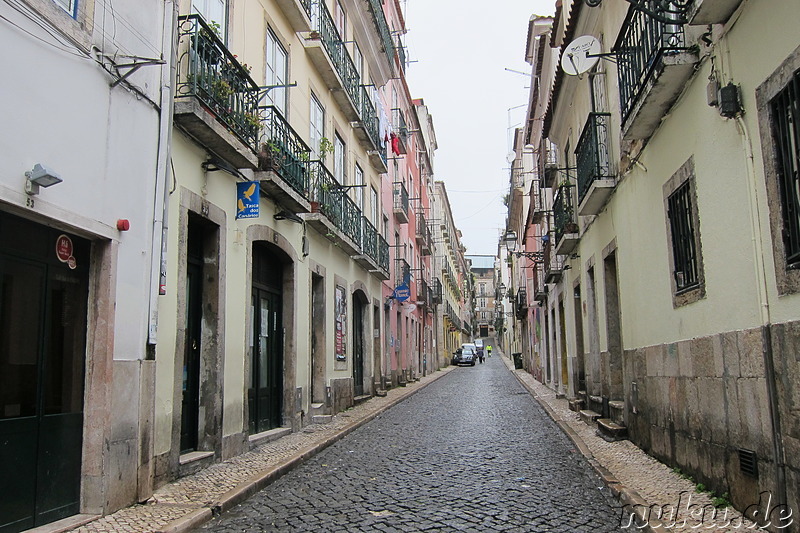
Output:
top-left (353, 394), bottom-right (371, 405)
top-left (568, 398), bottom-right (586, 412)
top-left (311, 414), bottom-right (333, 424)
top-left (375, 389), bottom-right (388, 397)
top-left (597, 418), bottom-right (628, 442)
top-left (608, 400), bottom-right (626, 425)
top-left (579, 409), bottom-right (601, 426)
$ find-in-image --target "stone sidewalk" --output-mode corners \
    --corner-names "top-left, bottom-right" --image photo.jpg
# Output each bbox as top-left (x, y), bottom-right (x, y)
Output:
top-left (50, 367), bottom-right (455, 533)
top-left (41, 352), bottom-right (759, 533)
top-left (498, 351), bottom-right (757, 532)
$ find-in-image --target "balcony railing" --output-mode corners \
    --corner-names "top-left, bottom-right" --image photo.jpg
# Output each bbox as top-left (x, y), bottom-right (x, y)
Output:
top-left (515, 288), bottom-right (528, 319)
top-left (377, 234), bottom-right (390, 272)
top-left (307, 0), bottom-right (360, 107)
top-left (393, 181), bottom-right (409, 222)
top-left (553, 184), bottom-right (577, 246)
top-left (260, 106), bottom-right (312, 198)
top-left (361, 216), bottom-right (379, 264)
top-left (396, 36), bottom-right (406, 71)
top-left (540, 137), bottom-right (559, 188)
top-left (616, 3), bottom-right (688, 125)
top-left (395, 257), bottom-right (410, 286)
top-left (391, 108), bottom-right (409, 154)
top-left (432, 278), bottom-right (443, 304)
top-left (575, 112), bottom-right (614, 212)
top-left (365, 0), bottom-right (396, 70)
top-left (416, 211), bottom-right (432, 254)
top-left (358, 87), bottom-right (385, 162)
top-left (417, 278), bottom-right (429, 305)
top-left (309, 161), bottom-right (361, 246)
top-left (176, 14), bottom-right (261, 151)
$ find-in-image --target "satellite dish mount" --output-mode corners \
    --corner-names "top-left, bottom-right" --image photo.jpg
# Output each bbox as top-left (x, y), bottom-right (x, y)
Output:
top-left (561, 36), bottom-right (615, 79)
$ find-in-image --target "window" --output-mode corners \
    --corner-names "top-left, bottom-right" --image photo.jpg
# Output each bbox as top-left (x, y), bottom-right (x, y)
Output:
top-left (667, 182), bottom-right (698, 291)
top-left (265, 29), bottom-right (288, 116)
top-left (663, 158), bottom-right (704, 306)
top-left (310, 94), bottom-right (325, 159)
top-left (192, 0), bottom-right (226, 38)
top-left (353, 42), bottom-right (364, 80)
top-left (54, 0), bottom-right (77, 17)
top-left (371, 187), bottom-right (379, 225)
top-left (354, 164), bottom-right (364, 210)
top-left (334, 0), bottom-right (346, 40)
top-left (771, 69), bottom-right (800, 266)
top-left (334, 133), bottom-right (346, 184)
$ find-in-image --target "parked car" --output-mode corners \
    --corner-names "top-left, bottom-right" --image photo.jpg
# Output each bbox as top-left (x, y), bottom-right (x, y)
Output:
top-left (454, 346), bottom-right (476, 366)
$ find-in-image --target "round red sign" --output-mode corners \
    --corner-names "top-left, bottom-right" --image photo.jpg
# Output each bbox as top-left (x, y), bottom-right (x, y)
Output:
top-left (56, 234), bottom-right (73, 263)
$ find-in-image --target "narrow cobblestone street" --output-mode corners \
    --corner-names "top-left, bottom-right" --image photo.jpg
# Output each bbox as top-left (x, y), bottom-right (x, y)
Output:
top-left (199, 356), bottom-right (622, 532)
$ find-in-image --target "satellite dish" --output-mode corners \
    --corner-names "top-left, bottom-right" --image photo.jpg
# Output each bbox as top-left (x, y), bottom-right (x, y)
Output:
top-left (561, 35), bottom-right (601, 76)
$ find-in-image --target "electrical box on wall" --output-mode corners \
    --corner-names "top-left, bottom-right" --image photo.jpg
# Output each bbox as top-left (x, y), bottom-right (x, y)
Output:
top-left (719, 82), bottom-right (743, 118)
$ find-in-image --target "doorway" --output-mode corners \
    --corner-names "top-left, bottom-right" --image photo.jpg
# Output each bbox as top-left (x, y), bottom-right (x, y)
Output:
top-left (249, 244), bottom-right (284, 433)
top-left (0, 213), bottom-right (89, 532)
top-left (352, 292), bottom-right (366, 397)
top-left (181, 221), bottom-right (203, 452)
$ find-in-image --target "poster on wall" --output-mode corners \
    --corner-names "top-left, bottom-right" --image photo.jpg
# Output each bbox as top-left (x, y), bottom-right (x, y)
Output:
top-left (335, 285), bottom-right (347, 361)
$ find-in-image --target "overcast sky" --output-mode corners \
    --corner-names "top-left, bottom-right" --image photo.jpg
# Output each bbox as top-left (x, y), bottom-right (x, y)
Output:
top-left (403, 0), bottom-right (556, 256)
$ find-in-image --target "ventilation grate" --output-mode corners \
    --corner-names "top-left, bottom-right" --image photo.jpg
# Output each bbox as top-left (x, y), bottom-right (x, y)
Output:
top-left (738, 448), bottom-right (758, 478)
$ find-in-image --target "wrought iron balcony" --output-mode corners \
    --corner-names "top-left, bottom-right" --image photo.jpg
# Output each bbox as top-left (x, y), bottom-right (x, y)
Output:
top-left (543, 240), bottom-right (564, 283)
top-left (256, 106), bottom-right (312, 212)
top-left (575, 112), bottom-right (615, 216)
top-left (395, 257), bottom-right (410, 286)
top-left (364, 0), bottom-right (396, 72)
top-left (396, 36), bottom-right (406, 72)
top-left (377, 233), bottom-right (390, 273)
top-left (416, 211), bottom-right (432, 255)
top-left (304, 0), bottom-right (361, 120)
top-left (393, 181), bottom-right (409, 223)
top-left (515, 288), bottom-right (528, 320)
top-left (275, 0), bottom-right (313, 32)
top-left (615, 3), bottom-right (698, 139)
top-left (355, 86), bottom-right (387, 172)
top-left (417, 278), bottom-right (429, 305)
top-left (688, 0), bottom-right (744, 24)
top-left (540, 138), bottom-right (559, 189)
top-left (306, 161), bottom-right (361, 254)
top-left (175, 14), bottom-right (260, 169)
top-left (553, 184), bottom-right (580, 256)
top-left (391, 108), bottom-right (409, 154)
top-left (432, 278), bottom-right (443, 304)
top-left (354, 216), bottom-right (389, 279)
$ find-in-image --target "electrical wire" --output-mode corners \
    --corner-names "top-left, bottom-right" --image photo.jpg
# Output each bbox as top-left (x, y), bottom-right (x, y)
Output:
top-left (0, 10), bottom-right (90, 59)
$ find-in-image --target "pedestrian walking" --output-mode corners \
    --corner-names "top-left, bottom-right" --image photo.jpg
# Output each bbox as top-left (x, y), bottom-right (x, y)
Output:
top-left (478, 349), bottom-right (485, 364)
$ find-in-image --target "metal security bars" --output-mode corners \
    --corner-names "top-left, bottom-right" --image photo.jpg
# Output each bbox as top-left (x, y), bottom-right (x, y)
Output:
top-left (771, 69), bottom-right (800, 266)
top-left (393, 181), bottom-right (409, 219)
top-left (575, 112), bottom-right (613, 204)
top-left (615, 1), bottom-right (687, 124)
top-left (307, 0), bottom-right (360, 106)
top-left (177, 14), bottom-right (261, 150)
top-left (365, 0), bottom-right (395, 69)
top-left (667, 180), bottom-right (699, 292)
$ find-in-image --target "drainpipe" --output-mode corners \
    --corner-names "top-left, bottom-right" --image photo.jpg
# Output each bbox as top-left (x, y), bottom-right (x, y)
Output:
top-left (148, 0), bottom-right (179, 346)
top-left (734, 114), bottom-right (786, 508)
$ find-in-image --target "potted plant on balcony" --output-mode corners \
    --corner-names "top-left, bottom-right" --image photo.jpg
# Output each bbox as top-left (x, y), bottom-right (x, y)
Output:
top-left (258, 140), bottom-right (286, 172)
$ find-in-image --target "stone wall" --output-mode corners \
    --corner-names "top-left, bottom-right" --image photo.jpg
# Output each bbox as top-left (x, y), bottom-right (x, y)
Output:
top-left (624, 323), bottom-right (799, 526)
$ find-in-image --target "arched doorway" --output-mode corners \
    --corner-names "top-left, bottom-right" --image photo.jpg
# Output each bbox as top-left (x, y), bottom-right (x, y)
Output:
top-left (352, 291), bottom-right (369, 397)
top-left (249, 243), bottom-right (284, 433)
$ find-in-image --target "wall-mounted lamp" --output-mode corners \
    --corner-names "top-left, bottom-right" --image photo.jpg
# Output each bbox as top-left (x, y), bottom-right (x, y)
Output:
top-left (25, 164), bottom-right (62, 195)
top-left (273, 210), bottom-right (303, 223)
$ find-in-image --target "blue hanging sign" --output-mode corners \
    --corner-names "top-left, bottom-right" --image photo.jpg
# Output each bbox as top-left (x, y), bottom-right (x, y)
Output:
top-left (393, 283), bottom-right (411, 302)
top-left (236, 181), bottom-right (259, 219)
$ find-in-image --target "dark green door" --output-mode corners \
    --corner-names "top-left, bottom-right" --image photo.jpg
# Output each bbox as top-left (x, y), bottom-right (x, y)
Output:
top-left (352, 299), bottom-right (364, 397)
top-left (181, 222), bottom-right (204, 453)
top-left (0, 213), bottom-right (88, 533)
top-left (248, 245), bottom-right (283, 434)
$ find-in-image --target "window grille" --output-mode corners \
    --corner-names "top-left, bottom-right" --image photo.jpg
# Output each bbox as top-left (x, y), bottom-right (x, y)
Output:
top-left (667, 181), bottom-right (699, 292)
top-left (771, 69), bottom-right (800, 266)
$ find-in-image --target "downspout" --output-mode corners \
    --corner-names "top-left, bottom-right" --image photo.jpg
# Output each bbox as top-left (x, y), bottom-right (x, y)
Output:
top-left (734, 114), bottom-right (786, 508)
top-left (148, 0), bottom-right (179, 346)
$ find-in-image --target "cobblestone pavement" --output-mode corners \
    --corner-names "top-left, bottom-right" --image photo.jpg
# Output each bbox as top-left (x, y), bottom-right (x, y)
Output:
top-left (198, 355), bottom-right (622, 532)
top-left (502, 353), bottom-right (757, 532)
